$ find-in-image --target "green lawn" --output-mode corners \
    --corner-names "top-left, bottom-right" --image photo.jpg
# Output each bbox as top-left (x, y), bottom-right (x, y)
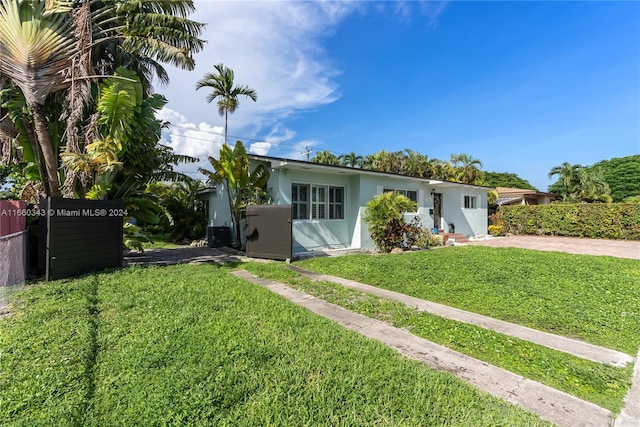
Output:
top-left (241, 261), bottom-right (633, 412)
top-left (141, 233), bottom-right (183, 249)
top-left (0, 265), bottom-right (549, 426)
top-left (297, 246), bottom-right (640, 355)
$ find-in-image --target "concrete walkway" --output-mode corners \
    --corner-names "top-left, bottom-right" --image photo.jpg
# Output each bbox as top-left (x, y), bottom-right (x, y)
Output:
top-left (615, 347), bottom-right (640, 427)
top-left (465, 235), bottom-right (640, 260)
top-left (287, 265), bottom-right (633, 367)
top-left (232, 270), bottom-right (614, 427)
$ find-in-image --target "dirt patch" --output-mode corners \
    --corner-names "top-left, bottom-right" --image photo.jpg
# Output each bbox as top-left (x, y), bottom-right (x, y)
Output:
top-left (123, 246), bottom-right (247, 267)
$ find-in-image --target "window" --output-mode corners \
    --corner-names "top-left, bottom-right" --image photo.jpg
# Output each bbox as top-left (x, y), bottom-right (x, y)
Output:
top-left (311, 186), bottom-right (326, 219)
top-left (292, 183), bottom-right (344, 220)
top-left (384, 188), bottom-right (418, 211)
top-left (329, 187), bottom-right (344, 219)
top-left (464, 195), bottom-right (477, 209)
top-left (292, 184), bottom-right (309, 220)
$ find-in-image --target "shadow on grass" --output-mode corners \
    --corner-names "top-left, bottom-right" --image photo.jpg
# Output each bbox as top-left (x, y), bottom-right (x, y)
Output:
top-left (73, 275), bottom-right (100, 425)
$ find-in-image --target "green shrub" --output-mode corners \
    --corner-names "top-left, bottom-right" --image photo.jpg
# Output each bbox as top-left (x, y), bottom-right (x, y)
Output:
top-left (364, 192), bottom-right (431, 252)
top-left (499, 203), bottom-right (640, 240)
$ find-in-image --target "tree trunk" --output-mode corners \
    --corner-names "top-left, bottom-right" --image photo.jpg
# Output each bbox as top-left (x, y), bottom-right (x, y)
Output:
top-left (22, 118), bottom-right (49, 196)
top-left (31, 103), bottom-right (62, 197)
top-left (224, 110), bottom-right (228, 145)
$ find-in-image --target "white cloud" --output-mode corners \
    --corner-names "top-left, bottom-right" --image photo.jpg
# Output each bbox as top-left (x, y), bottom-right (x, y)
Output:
top-left (249, 142), bottom-right (271, 156)
top-left (161, 1), bottom-right (359, 140)
top-left (158, 107), bottom-right (225, 180)
top-left (158, 1), bottom-right (448, 164)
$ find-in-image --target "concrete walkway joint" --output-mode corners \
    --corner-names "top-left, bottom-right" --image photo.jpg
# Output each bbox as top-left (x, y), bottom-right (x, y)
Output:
top-left (233, 269), bottom-right (613, 427)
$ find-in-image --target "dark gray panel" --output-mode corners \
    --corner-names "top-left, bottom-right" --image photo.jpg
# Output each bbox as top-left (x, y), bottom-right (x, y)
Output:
top-left (245, 205), bottom-right (292, 261)
top-left (45, 198), bottom-right (124, 280)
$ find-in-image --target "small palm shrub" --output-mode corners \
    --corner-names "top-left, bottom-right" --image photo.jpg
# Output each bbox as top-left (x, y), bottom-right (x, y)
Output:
top-left (363, 192), bottom-right (431, 252)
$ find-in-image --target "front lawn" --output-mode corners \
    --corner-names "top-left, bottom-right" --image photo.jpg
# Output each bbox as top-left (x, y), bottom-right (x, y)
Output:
top-left (297, 246), bottom-right (640, 355)
top-left (0, 265), bottom-right (549, 426)
top-left (242, 261), bottom-right (633, 412)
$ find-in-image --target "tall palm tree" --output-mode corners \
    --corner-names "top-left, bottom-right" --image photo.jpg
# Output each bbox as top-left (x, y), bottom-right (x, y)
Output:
top-left (196, 64), bottom-right (257, 145)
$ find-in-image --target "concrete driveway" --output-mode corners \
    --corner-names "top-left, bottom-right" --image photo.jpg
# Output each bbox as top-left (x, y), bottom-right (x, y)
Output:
top-left (466, 235), bottom-right (640, 260)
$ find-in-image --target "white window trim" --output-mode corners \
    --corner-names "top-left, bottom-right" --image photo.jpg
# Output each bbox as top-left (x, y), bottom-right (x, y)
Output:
top-left (292, 182), bottom-right (346, 221)
top-left (383, 188), bottom-right (419, 213)
top-left (462, 194), bottom-right (478, 209)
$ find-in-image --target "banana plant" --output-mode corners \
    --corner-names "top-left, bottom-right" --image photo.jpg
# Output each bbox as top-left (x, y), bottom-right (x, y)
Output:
top-left (200, 141), bottom-right (270, 248)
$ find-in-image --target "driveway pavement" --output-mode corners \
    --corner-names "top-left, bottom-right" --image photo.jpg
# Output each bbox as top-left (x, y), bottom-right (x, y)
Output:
top-left (465, 235), bottom-right (640, 260)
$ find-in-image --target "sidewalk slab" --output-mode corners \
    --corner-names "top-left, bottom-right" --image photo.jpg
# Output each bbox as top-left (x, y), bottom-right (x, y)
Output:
top-left (614, 348), bottom-right (640, 427)
top-left (288, 265), bottom-right (633, 367)
top-left (233, 270), bottom-right (613, 427)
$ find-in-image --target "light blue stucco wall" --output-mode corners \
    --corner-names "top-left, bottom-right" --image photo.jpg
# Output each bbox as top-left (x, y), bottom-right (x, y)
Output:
top-left (206, 158), bottom-right (489, 252)
top-left (206, 184), bottom-right (232, 228)
top-left (356, 175), bottom-right (435, 249)
top-left (439, 186), bottom-right (488, 237)
top-left (271, 168), bottom-right (355, 252)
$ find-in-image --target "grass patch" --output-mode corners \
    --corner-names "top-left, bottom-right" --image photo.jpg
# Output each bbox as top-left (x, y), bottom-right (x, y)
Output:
top-left (141, 233), bottom-right (183, 249)
top-left (0, 265), bottom-right (550, 426)
top-left (241, 262), bottom-right (633, 413)
top-left (297, 246), bottom-right (640, 355)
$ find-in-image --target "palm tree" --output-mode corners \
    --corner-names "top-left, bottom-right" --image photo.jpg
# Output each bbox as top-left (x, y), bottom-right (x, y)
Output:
top-left (312, 150), bottom-right (340, 165)
top-left (450, 153), bottom-right (483, 184)
top-left (339, 151), bottom-right (363, 168)
top-left (0, 1), bottom-right (78, 196)
top-left (196, 64), bottom-right (257, 145)
top-left (0, 0), bottom-right (205, 197)
top-left (548, 162), bottom-right (583, 201)
top-left (402, 149), bottom-right (431, 177)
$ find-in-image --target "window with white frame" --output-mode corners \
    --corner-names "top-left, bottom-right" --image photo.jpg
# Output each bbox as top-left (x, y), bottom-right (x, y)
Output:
top-left (329, 186), bottom-right (344, 219)
top-left (384, 188), bottom-right (418, 211)
top-left (463, 195), bottom-right (477, 209)
top-left (292, 183), bottom-right (344, 220)
top-left (292, 183), bottom-right (309, 219)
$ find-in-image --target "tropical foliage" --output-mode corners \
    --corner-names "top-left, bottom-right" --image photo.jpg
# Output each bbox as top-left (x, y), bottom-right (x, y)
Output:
top-left (196, 63), bottom-right (257, 145)
top-left (144, 181), bottom-right (207, 242)
top-left (200, 141), bottom-right (270, 248)
top-left (547, 162), bottom-right (611, 203)
top-left (363, 191), bottom-right (430, 252)
top-left (0, 0), bottom-right (205, 197)
top-left (586, 155), bottom-right (640, 202)
top-left (483, 171), bottom-right (536, 190)
top-left (311, 148), bottom-right (487, 185)
top-left (339, 151), bottom-right (364, 168)
top-left (496, 203), bottom-right (640, 240)
top-left (311, 150), bottom-right (340, 166)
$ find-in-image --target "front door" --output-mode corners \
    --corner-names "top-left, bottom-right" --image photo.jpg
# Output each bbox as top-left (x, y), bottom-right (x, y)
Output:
top-left (433, 193), bottom-right (442, 231)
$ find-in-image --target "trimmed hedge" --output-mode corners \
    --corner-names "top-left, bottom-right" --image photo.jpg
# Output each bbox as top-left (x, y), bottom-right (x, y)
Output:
top-left (498, 203), bottom-right (640, 240)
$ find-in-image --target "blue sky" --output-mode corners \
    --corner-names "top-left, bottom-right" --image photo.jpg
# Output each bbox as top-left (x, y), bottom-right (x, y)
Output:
top-left (160, 1), bottom-right (640, 191)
